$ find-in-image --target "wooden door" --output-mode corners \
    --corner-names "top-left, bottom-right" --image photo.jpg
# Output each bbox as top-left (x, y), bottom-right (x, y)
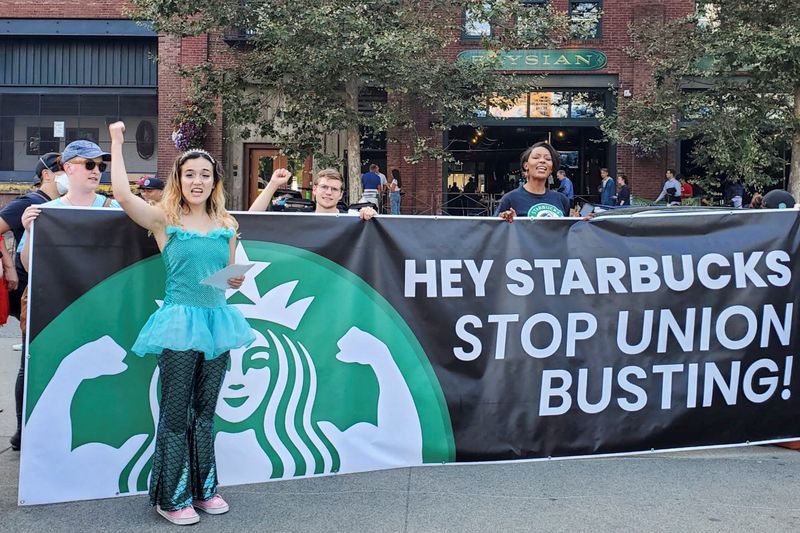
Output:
top-left (245, 145), bottom-right (288, 208)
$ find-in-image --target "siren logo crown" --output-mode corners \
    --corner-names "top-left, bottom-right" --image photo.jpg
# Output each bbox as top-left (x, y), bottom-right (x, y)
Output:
top-left (226, 243), bottom-right (314, 330)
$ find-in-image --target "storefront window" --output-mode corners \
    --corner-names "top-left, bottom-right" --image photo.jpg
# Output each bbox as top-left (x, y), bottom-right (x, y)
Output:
top-left (530, 92), bottom-right (569, 118)
top-left (489, 95), bottom-right (529, 118)
top-left (485, 91), bottom-right (606, 119)
top-left (570, 91), bottom-right (605, 118)
top-left (0, 93), bottom-right (157, 179)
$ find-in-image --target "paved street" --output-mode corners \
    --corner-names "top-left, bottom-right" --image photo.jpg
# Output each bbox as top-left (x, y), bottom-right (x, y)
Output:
top-left (0, 320), bottom-right (798, 532)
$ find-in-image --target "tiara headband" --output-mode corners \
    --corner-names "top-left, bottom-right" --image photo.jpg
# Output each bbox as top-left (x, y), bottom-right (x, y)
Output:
top-left (179, 148), bottom-right (217, 166)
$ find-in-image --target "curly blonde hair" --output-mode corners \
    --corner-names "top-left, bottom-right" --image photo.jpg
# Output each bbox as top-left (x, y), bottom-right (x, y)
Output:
top-left (160, 150), bottom-right (238, 230)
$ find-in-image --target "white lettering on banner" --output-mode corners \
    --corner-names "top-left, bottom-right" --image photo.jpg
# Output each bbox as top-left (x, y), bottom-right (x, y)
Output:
top-left (617, 304), bottom-right (793, 355)
top-left (487, 314), bottom-right (519, 359)
top-left (537, 356), bottom-right (794, 416)
top-left (742, 359), bottom-right (780, 403)
top-left (617, 366), bottom-right (648, 411)
top-left (560, 259), bottom-right (596, 295)
top-left (405, 259), bottom-right (437, 297)
top-left (577, 367), bottom-right (613, 413)
top-left (596, 257), bottom-right (627, 294)
top-left (539, 370), bottom-right (572, 416)
top-left (408, 250), bottom-right (791, 299)
top-left (533, 259), bottom-right (561, 295)
top-left (465, 260), bottom-right (493, 297)
top-left (697, 253), bottom-right (730, 289)
top-left (454, 315), bottom-right (482, 361)
top-left (629, 256), bottom-right (661, 292)
top-left (521, 313), bottom-right (562, 359)
top-left (662, 254), bottom-right (694, 291)
top-left (455, 303), bottom-right (793, 362)
top-left (566, 313), bottom-right (597, 357)
top-left (405, 259), bottom-right (494, 298)
top-left (506, 259), bottom-right (534, 296)
top-left (766, 250), bottom-right (791, 286)
top-left (440, 260), bottom-right (463, 297)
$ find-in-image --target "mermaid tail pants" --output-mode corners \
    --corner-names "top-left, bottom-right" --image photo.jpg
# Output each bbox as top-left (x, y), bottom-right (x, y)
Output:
top-left (149, 349), bottom-right (229, 511)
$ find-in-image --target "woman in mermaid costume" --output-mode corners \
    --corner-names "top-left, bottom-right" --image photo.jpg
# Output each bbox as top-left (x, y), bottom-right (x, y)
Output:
top-left (109, 121), bottom-right (257, 525)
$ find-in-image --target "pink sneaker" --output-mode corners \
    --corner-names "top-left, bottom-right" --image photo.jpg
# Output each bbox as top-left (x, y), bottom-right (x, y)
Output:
top-left (156, 505), bottom-right (200, 525)
top-left (193, 495), bottom-right (229, 515)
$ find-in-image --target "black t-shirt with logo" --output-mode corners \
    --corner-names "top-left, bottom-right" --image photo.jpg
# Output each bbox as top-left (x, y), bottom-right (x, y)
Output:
top-left (495, 186), bottom-right (570, 218)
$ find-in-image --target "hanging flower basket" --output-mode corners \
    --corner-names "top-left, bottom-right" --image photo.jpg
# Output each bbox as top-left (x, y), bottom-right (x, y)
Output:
top-left (171, 119), bottom-right (207, 151)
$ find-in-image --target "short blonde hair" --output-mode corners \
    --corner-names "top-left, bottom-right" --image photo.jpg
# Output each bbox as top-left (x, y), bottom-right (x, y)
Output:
top-left (313, 168), bottom-right (343, 186)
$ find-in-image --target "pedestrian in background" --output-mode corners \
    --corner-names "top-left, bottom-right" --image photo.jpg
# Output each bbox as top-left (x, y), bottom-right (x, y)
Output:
top-left (679, 174), bottom-right (693, 201)
top-left (724, 179), bottom-right (744, 208)
top-left (599, 167), bottom-right (616, 206)
top-left (556, 169), bottom-right (574, 207)
top-left (655, 169), bottom-right (682, 205)
top-left (616, 174), bottom-right (631, 206)
top-left (360, 164), bottom-right (383, 210)
top-left (137, 176), bottom-right (165, 204)
top-left (389, 168), bottom-right (402, 215)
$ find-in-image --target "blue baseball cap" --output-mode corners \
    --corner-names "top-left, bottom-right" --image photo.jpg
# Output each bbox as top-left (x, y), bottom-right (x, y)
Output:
top-left (61, 140), bottom-right (111, 164)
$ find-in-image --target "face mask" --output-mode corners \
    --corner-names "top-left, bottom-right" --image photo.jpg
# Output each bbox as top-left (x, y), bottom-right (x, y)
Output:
top-left (55, 173), bottom-right (70, 195)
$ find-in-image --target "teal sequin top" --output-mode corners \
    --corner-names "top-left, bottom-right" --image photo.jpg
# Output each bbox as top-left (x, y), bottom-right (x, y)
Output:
top-left (132, 225), bottom-right (255, 360)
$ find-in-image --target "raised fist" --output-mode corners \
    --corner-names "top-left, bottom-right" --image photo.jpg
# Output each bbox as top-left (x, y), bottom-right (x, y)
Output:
top-left (108, 121), bottom-right (126, 144)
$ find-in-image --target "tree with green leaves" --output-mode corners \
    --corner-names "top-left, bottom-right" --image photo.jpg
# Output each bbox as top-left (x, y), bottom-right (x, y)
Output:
top-left (132, 0), bottom-right (595, 202)
top-left (601, 1), bottom-right (800, 201)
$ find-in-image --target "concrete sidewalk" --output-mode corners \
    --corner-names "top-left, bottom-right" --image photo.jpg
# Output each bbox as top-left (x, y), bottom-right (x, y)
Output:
top-left (1, 327), bottom-right (798, 532)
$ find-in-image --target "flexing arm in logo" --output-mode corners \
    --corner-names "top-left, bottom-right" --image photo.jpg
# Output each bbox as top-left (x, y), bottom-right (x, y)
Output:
top-left (318, 327), bottom-right (423, 473)
top-left (23, 336), bottom-right (147, 502)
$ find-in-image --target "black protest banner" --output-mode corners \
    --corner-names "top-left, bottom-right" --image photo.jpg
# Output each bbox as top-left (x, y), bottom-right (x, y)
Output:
top-left (28, 208), bottom-right (800, 467)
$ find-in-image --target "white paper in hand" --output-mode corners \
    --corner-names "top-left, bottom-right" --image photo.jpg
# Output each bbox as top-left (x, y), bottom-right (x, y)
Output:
top-left (200, 263), bottom-right (254, 290)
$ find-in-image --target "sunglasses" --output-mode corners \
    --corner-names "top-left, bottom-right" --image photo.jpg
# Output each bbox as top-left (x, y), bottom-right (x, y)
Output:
top-left (70, 159), bottom-right (107, 172)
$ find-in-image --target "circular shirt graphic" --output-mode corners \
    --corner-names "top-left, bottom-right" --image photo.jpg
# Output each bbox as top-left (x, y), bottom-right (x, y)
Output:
top-left (527, 203), bottom-right (564, 218)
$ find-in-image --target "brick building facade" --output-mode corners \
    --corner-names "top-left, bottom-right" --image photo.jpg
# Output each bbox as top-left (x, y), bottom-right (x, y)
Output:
top-left (1, 1), bottom-right (696, 212)
top-left (389, 0), bottom-right (697, 214)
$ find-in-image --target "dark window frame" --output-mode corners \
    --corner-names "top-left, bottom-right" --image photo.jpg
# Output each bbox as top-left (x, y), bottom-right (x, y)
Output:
top-left (568, 0), bottom-right (603, 39)
top-left (461, 7), bottom-right (492, 41)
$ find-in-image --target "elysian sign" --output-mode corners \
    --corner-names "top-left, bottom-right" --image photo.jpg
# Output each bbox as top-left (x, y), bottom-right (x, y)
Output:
top-left (459, 49), bottom-right (607, 71)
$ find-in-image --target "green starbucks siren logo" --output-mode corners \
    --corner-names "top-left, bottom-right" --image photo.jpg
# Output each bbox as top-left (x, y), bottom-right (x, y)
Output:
top-left (527, 203), bottom-right (564, 218)
top-left (20, 240), bottom-right (454, 505)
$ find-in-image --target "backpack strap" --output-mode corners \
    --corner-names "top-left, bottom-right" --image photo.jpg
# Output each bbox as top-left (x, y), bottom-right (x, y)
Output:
top-left (103, 196), bottom-right (112, 207)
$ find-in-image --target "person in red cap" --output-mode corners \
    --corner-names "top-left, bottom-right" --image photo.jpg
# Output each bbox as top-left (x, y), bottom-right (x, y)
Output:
top-left (137, 176), bottom-right (165, 204)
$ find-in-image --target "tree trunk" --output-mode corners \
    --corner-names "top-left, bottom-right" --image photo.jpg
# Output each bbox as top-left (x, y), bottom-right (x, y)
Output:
top-left (345, 78), bottom-right (362, 205)
top-left (790, 85), bottom-right (800, 202)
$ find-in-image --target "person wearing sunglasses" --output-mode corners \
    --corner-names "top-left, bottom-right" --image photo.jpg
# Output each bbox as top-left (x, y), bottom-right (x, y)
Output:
top-left (19, 140), bottom-right (119, 263)
top-left (12, 140), bottom-right (119, 452)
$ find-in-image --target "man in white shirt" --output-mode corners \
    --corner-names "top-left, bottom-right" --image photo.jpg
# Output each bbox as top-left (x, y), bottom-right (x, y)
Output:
top-left (655, 168), bottom-right (682, 205)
